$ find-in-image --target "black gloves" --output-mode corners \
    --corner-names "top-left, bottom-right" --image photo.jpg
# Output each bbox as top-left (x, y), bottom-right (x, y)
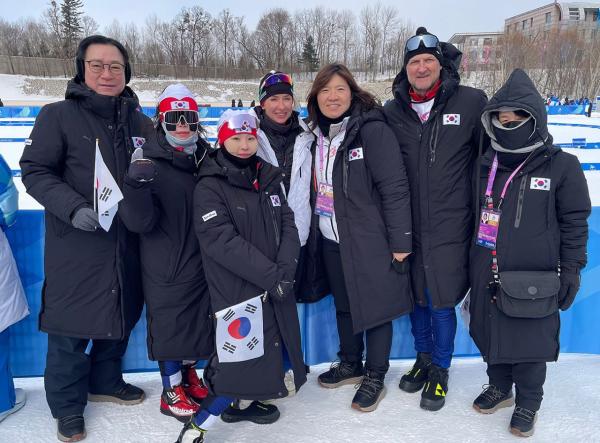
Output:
top-left (558, 268), bottom-right (581, 311)
top-left (269, 280), bottom-right (295, 303)
top-left (127, 147), bottom-right (156, 183)
top-left (392, 257), bottom-right (410, 274)
top-left (71, 207), bottom-right (100, 231)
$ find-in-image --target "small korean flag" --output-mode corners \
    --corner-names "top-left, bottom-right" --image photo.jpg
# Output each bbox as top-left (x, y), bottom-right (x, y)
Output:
top-left (349, 147), bottom-right (364, 161)
top-left (171, 101), bottom-right (190, 110)
top-left (443, 114), bottom-right (461, 125)
top-left (530, 177), bottom-right (551, 191)
top-left (270, 195), bottom-right (281, 207)
top-left (131, 137), bottom-right (146, 148)
top-left (215, 294), bottom-right (264, 363)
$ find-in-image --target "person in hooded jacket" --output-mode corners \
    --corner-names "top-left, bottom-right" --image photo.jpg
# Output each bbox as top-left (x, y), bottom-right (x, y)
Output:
top-left (176, 109), bottom-right (306, 443)
top-left (469, 68), bottom-right (590, 438)
top-left (307, 63), bottom-right (412, 413)
top-left (0, 154), bottom-right (29, 424)
top-left (19, 35), bottom-right (150, 442)
top-left (384, 27), bottom-right (488, 411)
top-left (118, 84), bottom-right (213, 423)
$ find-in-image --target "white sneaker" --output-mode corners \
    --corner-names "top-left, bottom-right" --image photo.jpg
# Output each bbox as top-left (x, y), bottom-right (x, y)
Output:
top-left (0, 388), bottom-right (26, 423)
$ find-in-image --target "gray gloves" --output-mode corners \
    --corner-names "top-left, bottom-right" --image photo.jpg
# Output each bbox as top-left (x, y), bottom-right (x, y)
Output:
top-left (71, 207), bottom-right (100, 231)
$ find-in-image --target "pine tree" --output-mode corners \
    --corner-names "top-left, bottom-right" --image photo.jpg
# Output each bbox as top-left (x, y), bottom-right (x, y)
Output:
top-left (60, 0), bottom-right (84, 57)
top-left (299, 35), bottom-right (319, 72)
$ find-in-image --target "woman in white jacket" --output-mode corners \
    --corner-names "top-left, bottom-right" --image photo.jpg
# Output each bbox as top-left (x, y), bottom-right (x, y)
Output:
top-left (0, 153), bottom-right (29, 423)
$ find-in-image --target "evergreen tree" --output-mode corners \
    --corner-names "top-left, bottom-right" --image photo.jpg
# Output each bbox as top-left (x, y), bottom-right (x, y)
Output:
top-left (60, 0), bottom-right (84, 57)
top-left (299, 35), bottom-right (319, 72)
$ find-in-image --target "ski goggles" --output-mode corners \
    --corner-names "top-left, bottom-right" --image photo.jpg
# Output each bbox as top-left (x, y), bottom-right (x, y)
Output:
top-left (161, 110), bottom-right (200, 132)
top-left (218, 113), bottom-right (258, 133)
top-left (258, 72), bottom-right (293, 101)
top-left (404, 33), bottom-right (441, 52)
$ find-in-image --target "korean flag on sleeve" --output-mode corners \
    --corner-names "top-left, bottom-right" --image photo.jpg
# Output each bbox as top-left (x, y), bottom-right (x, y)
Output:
top-left (215, 294), bottom-right (265, 363)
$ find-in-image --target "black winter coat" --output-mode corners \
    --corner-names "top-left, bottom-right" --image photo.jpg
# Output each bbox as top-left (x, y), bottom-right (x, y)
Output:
top-left (308, 105), bottom-right (413, 333)
top-left (19, 79), bottom-right (153, 339)
top-left (119, 132), bottom-right (214, 361)
top-left (194, 149), bottom-right (306, 400)
top-left (384, 43), bottom-right (488, 309)
top-left (469, 69), bottom-right (591, 364)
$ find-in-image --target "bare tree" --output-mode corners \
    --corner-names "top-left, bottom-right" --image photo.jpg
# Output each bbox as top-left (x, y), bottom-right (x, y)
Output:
top-left (81, 15), bottom-right (98, 37)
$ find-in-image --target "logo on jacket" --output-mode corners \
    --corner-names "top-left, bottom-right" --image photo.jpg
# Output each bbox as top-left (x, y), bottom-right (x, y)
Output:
top-left (443, 114), bottom-right (461, 125)
top-left (349, 147), bottom-right (364, 161)
top-left (530, 177), bottom-right (551, 191)
top-left (131, 137), bottom-right (146, 148)
top-left (202, 210), bottom-right (217, 221)
top-left (171, 101), bottom-right (190, 110)
top-left (270, 195), bottom-right (281, 207)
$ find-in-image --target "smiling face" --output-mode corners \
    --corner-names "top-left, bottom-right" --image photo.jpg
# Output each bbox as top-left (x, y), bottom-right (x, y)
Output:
top-left (84, 43), bottom-right (126, 97)
top-left (223, 133), bottom-right (258, 158)
top-left (262, 94), bottom-right (294, 125)
top-left (406, 53), bottom-right (442, 95)
top-left (316, 74), bottom-right (352, 119)
top-left (168, 121), bottom-right (193, 140)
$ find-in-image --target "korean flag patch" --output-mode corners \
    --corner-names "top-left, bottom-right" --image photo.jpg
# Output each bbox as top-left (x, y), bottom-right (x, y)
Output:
top-left (270, 195), bottom-right (281, 207)
top-left (443, 114), bottom-right (461, 125)
top-left (131, 137), bottom-right (146, 148)
top-left (171, 100), bottom-right (190, 110)
top-left (349, 147), bottom-right (364, 161)
top-left (530, 177), bottom-right (551, 191)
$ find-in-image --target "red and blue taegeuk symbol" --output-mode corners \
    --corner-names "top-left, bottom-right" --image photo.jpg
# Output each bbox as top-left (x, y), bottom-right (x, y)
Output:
top-left (228, 317), bottom-right (251, 339)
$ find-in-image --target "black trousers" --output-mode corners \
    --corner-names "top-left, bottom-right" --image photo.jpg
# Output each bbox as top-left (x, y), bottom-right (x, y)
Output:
top-left (44, 334), bottom-right (130, 418)
top-left (487, 362), bottom-right (547, 411)
top-left (322, 239), bottom-right (392, 375)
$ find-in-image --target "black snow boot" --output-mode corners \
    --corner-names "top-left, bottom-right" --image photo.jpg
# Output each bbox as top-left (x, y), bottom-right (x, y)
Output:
top-left (420, 364), bottom-right (448, 411)
top-left (57, 415), bottom-right (86, 442)
top-left (351, 370), bottom-right (386, 412)
top-left (473, 384), bottom-right (514, 414)
top-left (399, 352), bottom-right (431, 393)
top-left (220, 400), bottom-right (280, 424)
top-left (318, 360), bottom-right (364, 388)
top-left (176, 420), bottom-right (206, 443)
top-left (510, 406), bottom-right (537, 437)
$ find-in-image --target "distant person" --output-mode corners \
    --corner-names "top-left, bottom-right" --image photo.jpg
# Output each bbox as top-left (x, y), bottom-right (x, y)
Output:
top-left (0, 154), bottom-right (29, 424)
top-left (470, 68), bottom-right (591, 438)
top-left (19, 35), bottom-right (152, 442)
top-left (0, 98), bottom-right (4, 107)
top-left (250, 100), bottom-right (256, 107)
top-left (231, 99), bottom-right (236, 108)
top-left (237, 99), bottom-right (243, 107)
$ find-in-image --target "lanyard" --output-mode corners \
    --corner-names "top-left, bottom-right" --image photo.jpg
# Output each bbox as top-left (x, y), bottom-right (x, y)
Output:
top-left (485, 153), bottom-right (529, 210)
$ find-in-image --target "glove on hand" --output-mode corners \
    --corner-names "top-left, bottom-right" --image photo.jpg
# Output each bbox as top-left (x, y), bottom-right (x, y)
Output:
top-left (71, 207), bottom-right (100, 231)
top-left (558, 269), bottom-right (580, 311)
top-left (269, 280), bottom-right (295, 303)
top-left (127, 147), bottom-right (156, 183)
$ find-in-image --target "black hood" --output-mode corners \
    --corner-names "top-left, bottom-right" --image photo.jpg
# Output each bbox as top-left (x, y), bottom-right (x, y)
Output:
top-left (391, 42), bottom-right (462, 105)
top-left (65, 77), bottom-right (140, 121)
top-left (481, 68), bottom-right (550, 149)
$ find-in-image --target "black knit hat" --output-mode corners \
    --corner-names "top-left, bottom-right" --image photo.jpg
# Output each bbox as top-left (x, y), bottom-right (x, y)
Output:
top-left (258, 70), bottom-right (294, 103)
top-left (403, 27), bottom-right (443, 68)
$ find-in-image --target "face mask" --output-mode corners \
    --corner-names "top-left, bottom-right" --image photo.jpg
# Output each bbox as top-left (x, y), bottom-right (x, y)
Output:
top-left (162, 122), bottom-right (199, 154)
top-left (492, 116), bottom-right (537, 151)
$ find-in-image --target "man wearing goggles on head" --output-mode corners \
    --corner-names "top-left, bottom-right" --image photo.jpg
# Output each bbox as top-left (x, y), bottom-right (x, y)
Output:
top-left (384, 27), bottom-right (488, 412)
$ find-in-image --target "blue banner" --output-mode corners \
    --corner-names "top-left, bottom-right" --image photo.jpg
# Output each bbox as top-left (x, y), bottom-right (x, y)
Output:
top-left (546, 105), bottom-right (588, 115)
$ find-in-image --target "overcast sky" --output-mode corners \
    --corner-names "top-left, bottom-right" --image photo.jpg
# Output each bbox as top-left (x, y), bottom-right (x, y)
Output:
top-left (2, 0), bottom-right (553, 40)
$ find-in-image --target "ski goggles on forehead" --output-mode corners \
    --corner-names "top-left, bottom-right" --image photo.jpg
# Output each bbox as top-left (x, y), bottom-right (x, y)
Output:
top-left (220, 113), bottom-right (258, 132)
top-left (259, 73), bottom-right (293, 98)
top-left (162, 110), bottom-right (200, 131)
top-left (405, 34), bottom-right (440, 52)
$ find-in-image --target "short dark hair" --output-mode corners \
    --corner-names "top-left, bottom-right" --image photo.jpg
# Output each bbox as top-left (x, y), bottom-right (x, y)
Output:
top-left (306, 63), bottom-right (379, 125)
top-left (75, 35), bottom-right (131, 84)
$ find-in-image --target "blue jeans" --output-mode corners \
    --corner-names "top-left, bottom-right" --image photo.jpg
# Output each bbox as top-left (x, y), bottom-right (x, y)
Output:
top-left (0, 328), bottom-right (15, 413)
top-left (409, 289), bottom-right (457, 369)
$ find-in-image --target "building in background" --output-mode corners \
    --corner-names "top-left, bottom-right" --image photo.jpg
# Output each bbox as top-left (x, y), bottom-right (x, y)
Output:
top-left (448, 32), bottom-right (503, 72)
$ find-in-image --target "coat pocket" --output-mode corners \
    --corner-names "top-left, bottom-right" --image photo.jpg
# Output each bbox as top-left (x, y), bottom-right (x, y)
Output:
top-left (496, 271), bottom-right (559, 319)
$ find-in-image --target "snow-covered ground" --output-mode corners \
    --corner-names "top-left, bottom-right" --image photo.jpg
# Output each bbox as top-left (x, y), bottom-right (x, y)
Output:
top-left (1, 356), bottom-right (599, 442)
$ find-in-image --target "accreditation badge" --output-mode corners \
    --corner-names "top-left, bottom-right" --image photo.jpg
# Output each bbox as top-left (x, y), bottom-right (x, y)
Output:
top-left (476, 207), bottom-right (501, 249)
top-left (314, 182), bottom-right (334, 217)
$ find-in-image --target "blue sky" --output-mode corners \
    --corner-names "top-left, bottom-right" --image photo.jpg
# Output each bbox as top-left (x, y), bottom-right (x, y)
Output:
top-left (2, 0), bottom-right (551, 40)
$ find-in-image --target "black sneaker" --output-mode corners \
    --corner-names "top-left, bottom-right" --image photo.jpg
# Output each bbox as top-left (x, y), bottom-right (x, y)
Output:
top-left (88, 383), bottom-right (145, 405)
top-left (176, 420), bottom-right (205, 443)
top-left (473, 384), bottom-right (514, 414)
top-left (510, 406), bottom-right (537, 437)
top-left (399, 352), bottom-right (431, 393)
top-left (420, 364), bottom-right (448, 411)
top-left (318, 360), bottom-right (364, 388)
top-left (57, 415), bottom-right (86, 442)
top-left (220, 400), bottom-right (280, 424)
top-left (351, 371), bottom-right (386, 412)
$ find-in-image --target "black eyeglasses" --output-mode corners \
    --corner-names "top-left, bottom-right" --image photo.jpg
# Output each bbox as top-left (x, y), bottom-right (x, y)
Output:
top-left (85, 60), bottom-right (125, 75)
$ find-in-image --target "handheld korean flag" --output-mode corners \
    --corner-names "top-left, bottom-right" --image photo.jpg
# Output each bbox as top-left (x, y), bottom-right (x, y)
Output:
top-left (94, 139), bottom-right (124, 232)
top-left (215, 294), bottom-right (265, 363)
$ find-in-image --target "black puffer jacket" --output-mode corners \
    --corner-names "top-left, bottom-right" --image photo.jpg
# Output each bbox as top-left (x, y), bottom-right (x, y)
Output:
top-left (384, 43), bottom-right (488, 309)
top-left (469, 69), bottom-right (591, 364)
top-left (194, 149), bottom-right (306, 400)
top-left (307, 104), bottom-right (413, 333)
top-left (119, 131), bottom-right (214, 360)
top-left (19, 79), bottom-right (153, 339)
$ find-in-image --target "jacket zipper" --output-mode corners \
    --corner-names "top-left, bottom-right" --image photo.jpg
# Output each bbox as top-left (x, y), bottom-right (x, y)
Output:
top-left (514, 174), bottom-right (527, 228)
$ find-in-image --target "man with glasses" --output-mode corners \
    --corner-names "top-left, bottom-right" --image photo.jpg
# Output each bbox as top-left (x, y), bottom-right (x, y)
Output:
top-left (20, 35), bottom-right (152, 442)
top-left (384, 27), bottom-right (487, 412)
